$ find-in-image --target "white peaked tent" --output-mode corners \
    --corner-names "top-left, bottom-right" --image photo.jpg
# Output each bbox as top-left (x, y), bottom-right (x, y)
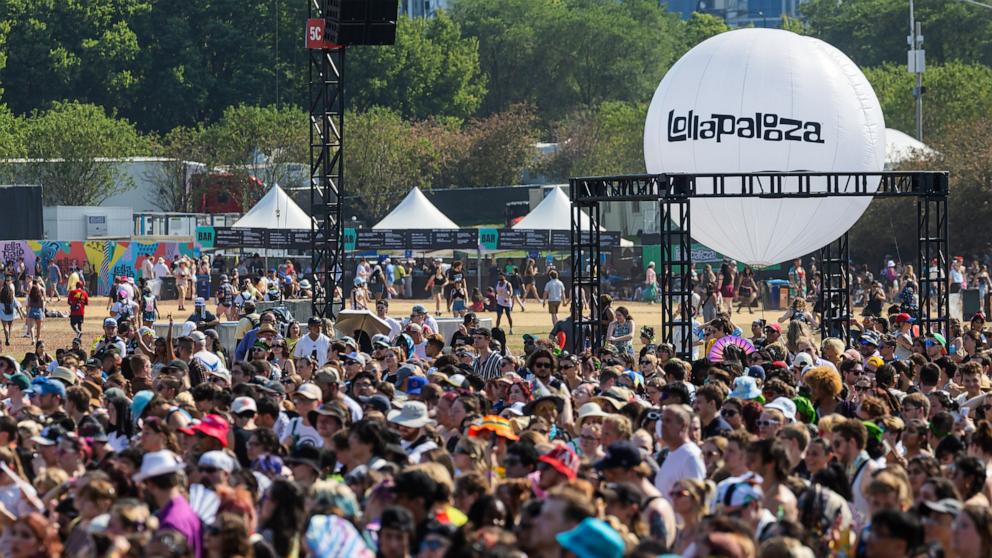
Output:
top-left (232, 184), bottom-right (311, 229)
top-left (373, 187), bottom-right (458, 230)
top-left (885, 128), bottom-right (936, 168)
top-left (513, 186), bottom-right (604, 232)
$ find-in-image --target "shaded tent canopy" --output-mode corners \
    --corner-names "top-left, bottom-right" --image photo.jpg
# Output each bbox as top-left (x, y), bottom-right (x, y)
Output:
top-left (885, 128), bottom-right (936, 168)
top-left (232, 184), bottom-right (311, 230)
top-left (373, 187), bottom-right (459, 230)
top-left (513, 186), bottom-right (604, 231)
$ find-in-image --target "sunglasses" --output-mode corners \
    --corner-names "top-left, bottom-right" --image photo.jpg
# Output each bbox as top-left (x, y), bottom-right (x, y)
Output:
top-left (199, 466), bottom-right (220, 474)
top-left (639, 360), bottom-right (652, 365)
top-left (532, 362), bottom-right (552, 369)
top-left (757, 419), bottom-right (781, 428)
top-left (669, 489), bottom-right (690, 499)
top-left (721, 408), bottom-right (739, 417)
top-left (645, 410), bottom-right (662, 421)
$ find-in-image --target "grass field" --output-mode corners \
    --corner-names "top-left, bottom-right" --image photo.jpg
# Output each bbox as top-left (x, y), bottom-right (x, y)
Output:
top-left (20, 296), bottom-right (781, 357)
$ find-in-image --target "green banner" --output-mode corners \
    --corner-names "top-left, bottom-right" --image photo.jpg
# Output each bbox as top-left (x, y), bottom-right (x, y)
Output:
top-left (195, 226), bottom-right (215, 249)
top-left (344, 228), bottom-right (357, 252)
top-left (479, 228), bottom-right (499, 251)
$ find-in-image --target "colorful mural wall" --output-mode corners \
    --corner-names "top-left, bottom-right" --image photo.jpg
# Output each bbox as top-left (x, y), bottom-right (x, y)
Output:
top-left (0, 241), bottom-right (200, 296)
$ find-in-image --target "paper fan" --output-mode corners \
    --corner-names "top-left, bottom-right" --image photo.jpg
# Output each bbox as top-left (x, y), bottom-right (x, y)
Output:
top-left (189, 484), bottom-right (220, 525)
top-left (708, 335), bottom-right (756, 362)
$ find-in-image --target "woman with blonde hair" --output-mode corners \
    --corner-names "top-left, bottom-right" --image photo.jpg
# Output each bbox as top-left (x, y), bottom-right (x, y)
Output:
top-left (669, 478), bottom-right (714, 554)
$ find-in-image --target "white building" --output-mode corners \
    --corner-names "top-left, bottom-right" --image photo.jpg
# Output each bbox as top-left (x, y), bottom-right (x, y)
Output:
top-left (44, 206), bottom-right (133, 241)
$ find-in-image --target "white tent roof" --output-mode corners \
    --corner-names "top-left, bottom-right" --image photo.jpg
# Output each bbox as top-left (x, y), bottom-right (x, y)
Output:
top-left (232, 184), bottom-right (311, 230)
top-left (513, 186), bottom-right (604, 231)
top-left (373, 187), bottom-right (458, 230)
top-left (885, 128), bottom-right (936, 167)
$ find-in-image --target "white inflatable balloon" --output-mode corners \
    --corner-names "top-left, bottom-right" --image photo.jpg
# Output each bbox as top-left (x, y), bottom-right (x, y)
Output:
top-left (644, 28), bottom-right (885, 266)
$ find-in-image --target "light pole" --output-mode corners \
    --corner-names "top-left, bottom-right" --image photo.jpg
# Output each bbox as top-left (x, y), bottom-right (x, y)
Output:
top-left (908, 0), bottom-right (925, 141)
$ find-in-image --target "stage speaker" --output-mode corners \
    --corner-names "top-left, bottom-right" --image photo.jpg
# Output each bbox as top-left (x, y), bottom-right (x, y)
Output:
top-left (326, 0), bottom-right (398, 46)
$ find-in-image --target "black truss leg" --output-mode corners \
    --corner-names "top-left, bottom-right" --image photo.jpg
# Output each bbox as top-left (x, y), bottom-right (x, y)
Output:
top-left (309, 6), bottom-right (345, 320)
top-left (660, 178), bottom-right (693, 359)
top-left (819, 233), bottom-right (851, 343)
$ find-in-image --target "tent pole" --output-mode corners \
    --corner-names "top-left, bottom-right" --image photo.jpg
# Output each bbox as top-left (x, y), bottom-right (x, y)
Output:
top-left (477, 249), bottom-right (482, 292)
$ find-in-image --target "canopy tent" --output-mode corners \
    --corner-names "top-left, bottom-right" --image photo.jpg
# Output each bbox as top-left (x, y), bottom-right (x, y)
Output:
top-left (885, 128), bottom-right (936, 168)
top-left (513, 186), bottom-right (603, 232)
top-left (232, 184), bottom-right (311, 230)
top-left (373, 187), bottom-right (459, 230)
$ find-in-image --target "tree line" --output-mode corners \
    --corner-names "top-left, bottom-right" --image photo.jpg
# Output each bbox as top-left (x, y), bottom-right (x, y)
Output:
top-left (0, 0), bottom-right (989, 241)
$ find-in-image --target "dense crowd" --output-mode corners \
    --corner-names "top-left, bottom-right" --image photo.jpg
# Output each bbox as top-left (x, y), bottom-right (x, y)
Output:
top-left (0, 253), bottom-right (990, 558)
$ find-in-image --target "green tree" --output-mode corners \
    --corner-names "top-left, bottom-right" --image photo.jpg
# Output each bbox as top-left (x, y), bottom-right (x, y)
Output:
top-left (850, 116), bottom-right (992, 263)
top-left (0, 0), bottom-right (150, 120)
top-left (349, 12), bottom-right (487, 121)
top-left (347, 107), bottom-right (440, 222)
top-left (680, 12), bottom-right (731, 51)
top-left (145, 126), bottom-right (206, 212)
top-left (18, 101), bottom-right (147, 205)
top-left (128, 0), bottom-right (307, 131)
top-left (542, 101), bottom-right (647, 180)
top-left (452, 0), bottom-right (682, 121)
top-left (801, 0), bottom-right (992, 68)
top-left (199, 104), bottom-right (309, 209)
top-left (448, 104), bottom-right (538, 187)
top-left (865, 62), bottom-right (992, 140)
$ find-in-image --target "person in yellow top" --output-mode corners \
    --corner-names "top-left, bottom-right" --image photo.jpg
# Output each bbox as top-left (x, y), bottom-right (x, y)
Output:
top-left (393, 262), bottom-right (407, 298)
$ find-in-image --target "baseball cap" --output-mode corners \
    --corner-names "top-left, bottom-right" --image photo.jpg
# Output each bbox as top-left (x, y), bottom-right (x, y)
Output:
top-left (103, 317), bottom-right (117, 328)
top-left (35, 378), bottom-right (66, 398)
top-left (5, 372), bottom-right (30, 391)
top-left (893, 312), bottom-right (914, 324)
top-left (922, 498), bottom-right (963, 517)
top-left (539, 445), bottom-right (580, 480)
top-left (307, 317), bottom-right (322, 327)
top-left (31, 424), bottom-right (65, 447)
top-left (764, 323), bottom-right (781, 333)
top-left (194, 297), bottom-right (205, 306)
top-left (198, 451), bottom-right (236, 473)
top-left (178, 414), bottom-right (230, 447)
top-left (405, 376), bottom-right (429, 396)
top-left (231, 397), bottom-right (258, 415)
top-left (764, 397), bottom-right (797, 422)
top-left (715, 479), bottom-right (763, 509)
top-left (792, 353), bottom-right (813, 370)
top-left (411, 304), bottom-right (428, 315)
top-left (190, 331), bottom-right (207, 343)
top-left (358, 395), bottom-right (391, 414)
top-left (295, 383), bottom-right (322, 401)
top-left (371, 334), bottom-right (391, 349)
top-left (594, 441), bottom-right (643, 470)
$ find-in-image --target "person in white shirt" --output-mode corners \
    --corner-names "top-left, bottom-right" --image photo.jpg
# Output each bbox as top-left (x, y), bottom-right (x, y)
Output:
top-left (153, 257), bottom-right (171, 279)
top-left (281, 383), bottom-right (324, 448)
top-left (375, 298), bottom-right (402, 339)
top-left (655, 404), bottom-right (706, 501)
top-left (542, 269), bottom-right (567, 326)
top-left (293, 317), bottom-right (331, 367)
top-left (189, 331), bottom-right (221, 372)
top-left (387, 401), bottom-right (437, 464)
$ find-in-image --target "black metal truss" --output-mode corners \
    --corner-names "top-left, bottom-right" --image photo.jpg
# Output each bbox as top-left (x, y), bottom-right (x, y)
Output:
top-left (570, 171), bottom-right (949, 350)
top-left (917, 190), bottom-right (950, 336)
top-left (570, 184), bottom-right (602, 352)
top-left (818, 234), bottom-right (851, 343)
top-left (308, 0), bottom-right (345, 320)
top-left (659, 193), bottom-right (693, 359)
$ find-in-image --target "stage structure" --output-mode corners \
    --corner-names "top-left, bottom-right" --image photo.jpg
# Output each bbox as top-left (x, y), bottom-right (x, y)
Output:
top-left (570, 171), bottom-right (949, 357)
top-left (307, 0), bottom-right (397, 319)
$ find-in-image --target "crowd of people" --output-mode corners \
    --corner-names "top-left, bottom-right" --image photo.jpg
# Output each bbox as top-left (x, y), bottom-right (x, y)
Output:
top-left (0, 252), bottom-right (990, 558)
